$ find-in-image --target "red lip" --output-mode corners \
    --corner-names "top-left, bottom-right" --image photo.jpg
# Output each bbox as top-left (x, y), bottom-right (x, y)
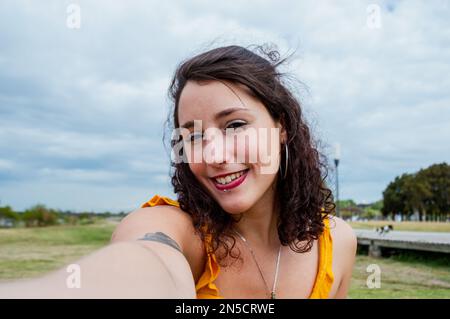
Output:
top-left (211, 169), bottom-right (249, 191)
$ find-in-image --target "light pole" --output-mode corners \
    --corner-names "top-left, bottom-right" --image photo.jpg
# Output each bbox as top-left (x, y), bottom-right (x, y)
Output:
top-left (334, 143), bottom-right (341, 218)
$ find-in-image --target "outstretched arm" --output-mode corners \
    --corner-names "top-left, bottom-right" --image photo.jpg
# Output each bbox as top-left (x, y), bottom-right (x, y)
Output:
top-left (0, 206), bottom-right (199, 299)
top-left (0, 240), bottom-right (195, 299)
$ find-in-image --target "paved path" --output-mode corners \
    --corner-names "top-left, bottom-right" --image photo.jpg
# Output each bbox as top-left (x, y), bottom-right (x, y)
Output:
top-left (354, 229), bottom-right (450, 254)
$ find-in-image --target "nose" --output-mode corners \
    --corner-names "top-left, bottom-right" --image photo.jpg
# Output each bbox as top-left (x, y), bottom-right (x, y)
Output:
top-left (203, 129), bottom-right (234, 164)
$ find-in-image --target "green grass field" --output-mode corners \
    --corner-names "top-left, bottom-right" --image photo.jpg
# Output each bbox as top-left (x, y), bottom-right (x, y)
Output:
top-left (0, 221), bottom-right (114, 279)
top-left (0, 220), bottom-right (449, 298)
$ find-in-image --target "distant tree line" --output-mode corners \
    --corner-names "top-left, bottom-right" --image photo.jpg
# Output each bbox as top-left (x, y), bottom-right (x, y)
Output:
top-left (0, 204), bottom-right (127, 228)
top-left (382, 162), bottom-right (450, 221)
top-left (337, 199), bottom-right (383, 221)
top-left (334, 163), bottom-right (449, 222)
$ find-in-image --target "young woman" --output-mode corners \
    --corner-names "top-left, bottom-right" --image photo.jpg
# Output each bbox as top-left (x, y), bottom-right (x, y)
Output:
top-left (0, 44), bottom-right (356, 299)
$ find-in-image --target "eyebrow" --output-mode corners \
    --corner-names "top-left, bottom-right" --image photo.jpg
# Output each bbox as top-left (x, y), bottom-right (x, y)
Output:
top-left (180, 107), bottom-right (250, 129)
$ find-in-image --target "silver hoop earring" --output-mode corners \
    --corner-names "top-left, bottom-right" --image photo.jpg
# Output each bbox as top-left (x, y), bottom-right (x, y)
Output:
top-left (280, 143), bottom-right (288, 179)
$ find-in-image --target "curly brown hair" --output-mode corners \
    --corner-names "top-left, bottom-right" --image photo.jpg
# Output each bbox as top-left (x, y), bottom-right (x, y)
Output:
top-left (164, 44), bottom-right (335, 265)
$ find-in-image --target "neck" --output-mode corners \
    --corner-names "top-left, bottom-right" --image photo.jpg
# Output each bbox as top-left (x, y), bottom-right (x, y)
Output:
top-left (233, 184), bottom-right (280, 249)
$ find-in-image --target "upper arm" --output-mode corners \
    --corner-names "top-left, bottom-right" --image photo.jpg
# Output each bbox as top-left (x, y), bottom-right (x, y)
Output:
top-left (111, 205), bottom-right (205, 282)
top-left (329, 216), bottom-right (357, 299)
top-left (111, 205), bottom-right (191, 249)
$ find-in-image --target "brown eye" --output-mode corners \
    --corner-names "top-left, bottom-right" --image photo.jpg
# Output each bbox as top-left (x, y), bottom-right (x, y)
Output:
top-left (226, 121), bottom-right (247, 129)
top-left (187, 132), bottom-right (203, 143)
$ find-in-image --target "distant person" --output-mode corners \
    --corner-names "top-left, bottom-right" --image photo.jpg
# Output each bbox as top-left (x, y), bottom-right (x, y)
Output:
top-left (376, 224), bottom-right (394, 235)
top-left (0, 44), bottom-right (357, 299)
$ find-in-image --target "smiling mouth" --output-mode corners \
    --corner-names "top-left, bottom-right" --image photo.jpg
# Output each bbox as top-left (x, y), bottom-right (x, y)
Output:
top-left (211, 168), bottom-right (250, 191)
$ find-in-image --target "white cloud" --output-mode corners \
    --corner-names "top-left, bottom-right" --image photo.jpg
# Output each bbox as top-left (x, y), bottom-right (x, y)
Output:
top-left (0, 159), bottom-right (16, 171)
top-left (37, 167), bottom-right (125, 183)
top-left (0, 0), bottom-right (449, 210)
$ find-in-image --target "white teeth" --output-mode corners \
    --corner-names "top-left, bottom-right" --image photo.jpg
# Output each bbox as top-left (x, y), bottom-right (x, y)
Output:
top-left (214, 170), bottom-right (246, 185)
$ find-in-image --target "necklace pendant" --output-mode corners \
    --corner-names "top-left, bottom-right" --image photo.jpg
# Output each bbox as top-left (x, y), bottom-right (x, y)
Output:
top-left (271, 292), bottom-right (276, 299)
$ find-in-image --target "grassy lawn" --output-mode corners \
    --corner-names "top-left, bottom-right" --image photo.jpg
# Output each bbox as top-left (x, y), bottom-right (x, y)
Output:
top-left (350, 252), bottom-right (450, 299)
top-left (349, 220), bottom-right (450, 232)
top-left (0, 221), bottom-right (449, 298)
top-left (0, 220), bottom-right (116, 279)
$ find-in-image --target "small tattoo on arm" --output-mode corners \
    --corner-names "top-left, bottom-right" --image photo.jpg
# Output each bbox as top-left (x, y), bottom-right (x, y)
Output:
top-left (138, 232), bottom-right (182, 253)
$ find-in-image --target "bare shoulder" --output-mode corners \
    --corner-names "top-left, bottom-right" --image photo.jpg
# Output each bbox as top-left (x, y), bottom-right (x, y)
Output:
top-left (328, 215), bottom-right (357, 262)
top-left (328, 215), bottom-right (357, 247)
top-left (111, 205), bottom-right (206, 281)
top-left (111, 205), bottom-right (195, 245)
top-left (327, 215), bottom-right (357, 298)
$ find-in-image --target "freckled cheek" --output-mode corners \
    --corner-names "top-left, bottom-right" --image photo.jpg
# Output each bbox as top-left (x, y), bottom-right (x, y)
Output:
top-left (188, 162), bottom-right (204, 179)
top-left (234, 135), bottom-right (267, 167)
top-left (235, 133), bottom-right (279, 175)
top-left (183, 142), bottom-right (203, 163)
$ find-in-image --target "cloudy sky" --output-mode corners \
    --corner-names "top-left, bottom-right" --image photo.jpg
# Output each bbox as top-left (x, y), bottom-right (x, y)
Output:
top-left (0, 0), bottom-right (449, 213)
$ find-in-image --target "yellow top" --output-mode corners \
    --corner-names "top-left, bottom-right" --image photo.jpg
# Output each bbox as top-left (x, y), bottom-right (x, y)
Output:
top-left (141, 194), bottom-right (334, 299)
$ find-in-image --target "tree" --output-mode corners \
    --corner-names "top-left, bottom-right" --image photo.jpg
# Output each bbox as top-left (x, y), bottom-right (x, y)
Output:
top-left (382, 162), bottom-right (449, 221)
top-left (418, 163), bottom-right (450, 221)
top-left (382, 175), bottom-right (406, 220)
top-left (0, 206), bottom-right (20, 227)
top-left (23, 204), bottom-right (59, 227)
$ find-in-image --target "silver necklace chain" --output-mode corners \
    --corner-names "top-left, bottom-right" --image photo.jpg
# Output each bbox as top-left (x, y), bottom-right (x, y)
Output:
top-left (232, 229), bottom-right (282, 299)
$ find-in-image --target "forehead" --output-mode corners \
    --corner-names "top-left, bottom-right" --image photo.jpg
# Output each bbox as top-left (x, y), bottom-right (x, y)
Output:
top-left (178, 80), bottom-right (260, 124)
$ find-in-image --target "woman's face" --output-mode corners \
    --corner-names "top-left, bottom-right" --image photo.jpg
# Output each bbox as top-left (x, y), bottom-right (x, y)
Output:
top-left (177, 80), bottom-right (286, 214)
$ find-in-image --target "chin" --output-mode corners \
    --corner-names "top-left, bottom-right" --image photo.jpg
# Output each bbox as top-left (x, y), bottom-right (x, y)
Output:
top-left (215, 194), bottom-right (254, 215)
top-left (221, 203), bottom-right (252, 215)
